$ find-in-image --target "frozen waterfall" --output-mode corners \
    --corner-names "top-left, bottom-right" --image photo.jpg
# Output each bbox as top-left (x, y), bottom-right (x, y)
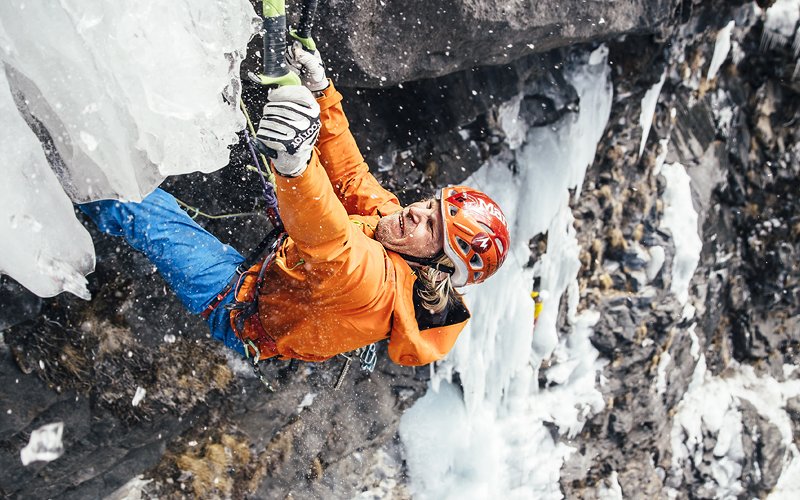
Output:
top-left (400, 46), bottom-right (614, 499)
top-left (0, 0), bottom-right (256, 298)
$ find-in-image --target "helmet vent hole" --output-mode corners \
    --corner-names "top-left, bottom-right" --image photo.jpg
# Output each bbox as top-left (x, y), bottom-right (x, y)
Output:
top-left (469, 253), bottom-right (483, 268)
top-left (478, 222), bottom-right (492, 234)
top-left (449, 205), bottom-right (459, 217)
top-left (473, 271), bottom-right (483, 281)
top-left (455, 236), bottom-right (471, 254)
top-left (495, 240), bottom-right (505, 255)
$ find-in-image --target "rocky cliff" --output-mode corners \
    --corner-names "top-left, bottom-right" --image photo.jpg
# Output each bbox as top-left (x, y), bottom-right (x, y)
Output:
top-left (2, 0), bottom-right (798, 498)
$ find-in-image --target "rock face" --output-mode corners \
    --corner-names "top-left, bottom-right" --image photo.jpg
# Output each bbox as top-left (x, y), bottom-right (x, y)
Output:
top-left (314, 0), bottom-right (684, 87)
top-left (2, 0), bottom-right (799, 498)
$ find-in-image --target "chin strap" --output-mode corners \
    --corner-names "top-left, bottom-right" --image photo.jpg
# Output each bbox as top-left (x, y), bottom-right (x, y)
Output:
top-left (400, 252), bottom-right (455, 276)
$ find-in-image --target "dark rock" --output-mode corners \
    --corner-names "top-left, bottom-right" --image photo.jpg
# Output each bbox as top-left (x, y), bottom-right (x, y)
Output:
top-left (739, 400), bottom-right (785, 493)
top-left (0, 279), bottom-right (41, 332)
top-left (316, 0), bottom-right (701, 87)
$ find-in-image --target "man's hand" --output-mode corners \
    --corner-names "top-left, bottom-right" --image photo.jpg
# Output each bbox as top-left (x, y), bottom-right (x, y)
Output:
top-left (285, 41), bottom-right (329, 93)
top-left (256, 86), bottom-right (321, 177)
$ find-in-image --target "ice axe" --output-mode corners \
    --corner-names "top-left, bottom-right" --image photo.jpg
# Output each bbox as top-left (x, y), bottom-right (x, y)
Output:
top-left (289, 0), bottom-right (318, 52)
top-left (250, 0), bottom-right (320, 86)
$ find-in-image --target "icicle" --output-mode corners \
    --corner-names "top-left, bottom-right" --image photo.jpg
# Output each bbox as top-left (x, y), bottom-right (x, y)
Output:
top-left (760, 0), bottom-right (800, 51)
top-left (639, 71), bottom-right (666, 158)
top-left (707, 21), bottom-right (735, 81)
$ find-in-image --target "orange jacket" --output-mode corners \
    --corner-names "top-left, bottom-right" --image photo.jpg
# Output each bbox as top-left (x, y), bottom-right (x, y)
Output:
top-left (233, 83), bottom-right (470, 366)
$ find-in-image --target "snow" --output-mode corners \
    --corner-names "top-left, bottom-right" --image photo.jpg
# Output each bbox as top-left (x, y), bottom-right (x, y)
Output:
top-left (401, 46), bottom-right (613, 499)
top-left (597, 471), bottom-right (623, 499)
top-left (659, 162), bottom-right (702, 305)
top-left (132, 387), bottom-right (146, 407)
top-left (0, 0), bottom-right (257, 298)
top-left (655, 350), bottom-right (672, 396)
top-left (761, 0), bottom-right (800, 50)
top-left (497, 95), bottom-right (527, 150)
top-left (646, 245), bottom-right (665, 281)
top-left (20, 421), bottom-right (64, 466)
top-left (707, 21), bottom-right (735, 81)
top-left (297, 392), bottom-right (317, 412)
top-left (638, 71), bottom-right (666, 158)
top-left (106, 475), bottom-right (153, 500)
top-left (670, 357), bottom-right (800, 496)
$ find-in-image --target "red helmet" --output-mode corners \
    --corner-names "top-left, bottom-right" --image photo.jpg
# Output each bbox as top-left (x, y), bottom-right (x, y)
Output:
top-left (439, 186), bottom-right (510, 287)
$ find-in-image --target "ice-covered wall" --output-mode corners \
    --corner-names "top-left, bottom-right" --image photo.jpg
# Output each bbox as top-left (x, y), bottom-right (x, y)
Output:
top-left (400, 47), bottom-right (613, 499)
top-left (0, 0), bottom-right (257, 298)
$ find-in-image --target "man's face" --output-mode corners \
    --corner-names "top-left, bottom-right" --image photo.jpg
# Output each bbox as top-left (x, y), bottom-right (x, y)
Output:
top-left (375, 199), bottom-right (444, 259)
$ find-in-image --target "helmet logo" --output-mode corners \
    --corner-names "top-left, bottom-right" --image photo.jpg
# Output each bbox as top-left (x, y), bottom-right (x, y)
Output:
top-left (471, 232), bottom-right (492, 254)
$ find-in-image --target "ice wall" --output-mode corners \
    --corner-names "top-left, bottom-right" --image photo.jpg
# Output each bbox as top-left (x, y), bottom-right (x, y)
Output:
top-left (0, 0), bottom-right (257, 298)
top-left (0, 68), bottom-right (95, 299)
top-left (400, 47), bottom-right (613, 499)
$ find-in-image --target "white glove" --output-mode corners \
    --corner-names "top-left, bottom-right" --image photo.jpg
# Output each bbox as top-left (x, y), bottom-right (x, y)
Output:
top-left (285, 41), bottom-right (329, 93)
top-left (256, 85), bottom-right (321, 177)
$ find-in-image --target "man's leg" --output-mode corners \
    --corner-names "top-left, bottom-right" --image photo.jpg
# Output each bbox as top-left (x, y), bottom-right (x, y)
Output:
top-left (80, 188), bottom-right (246, 355)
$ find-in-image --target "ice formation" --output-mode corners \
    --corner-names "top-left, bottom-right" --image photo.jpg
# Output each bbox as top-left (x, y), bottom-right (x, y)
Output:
top-left (20, 421), bottom-right (64, 466)
top-left (638, 71), bottom-right (666, 158)
top-left (0, 67), bottom-right (95, 299)
top-left (761, 0), bottom-right (800, 50)
top-left (669, 356), bottom-right (800, 498)
top-left (400, 46), bottom-right (613, 499)
top-left (0, 0), bottom-right (257, 298)
top-left (658, 162), bottom-right (702, 305)
top-left (707, 20), bottom-right (735, 81)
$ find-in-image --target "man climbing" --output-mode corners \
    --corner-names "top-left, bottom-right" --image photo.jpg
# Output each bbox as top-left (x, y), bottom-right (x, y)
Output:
top-left (81, 42), bottom-right (510, 368)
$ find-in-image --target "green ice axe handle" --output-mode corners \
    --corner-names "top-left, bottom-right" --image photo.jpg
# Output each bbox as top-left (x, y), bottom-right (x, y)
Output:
top-left (262, 0), bottom-right (288, 77)
top-left (296, 0), bottom-right (318, 40)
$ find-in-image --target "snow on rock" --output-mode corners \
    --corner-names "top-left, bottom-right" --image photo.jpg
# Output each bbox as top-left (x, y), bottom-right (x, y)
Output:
top-left (659, 162), bottom-right (702, 305)
top-left (638, 71), bottom-right (666, 158)
top-left (106, 476), bottom-right (153, 500)
top-left (0, 0), bottom-right (257, 299)
top-left (297, 392), bottom-right (317, 412)
top-left (670, 359), bottom-right (800, 497)
top-left (0, 67), bottom-right (94, 300)
top-left (132, 386), bottom-right (146, 407)
top-left (761, 0), bottom-right (800, 50)
top-left (707, 21), bottom-right (735, 81)
top-left (496, 95), bottom-right (528, 150)
top-left (597, 471), bottom-right (623, 499)
top-left (401, 46), bottom-right (613, 499)
top-left (20, 421), bottom-right (64, 466)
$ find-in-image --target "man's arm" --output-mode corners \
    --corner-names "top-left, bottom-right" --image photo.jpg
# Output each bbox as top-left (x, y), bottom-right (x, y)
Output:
top-left (316, 83), bottom-right (401, 217)
top-left (285, 43), bottom-right (401, 217)
top-left (256, 86), bottom-right (352, 262)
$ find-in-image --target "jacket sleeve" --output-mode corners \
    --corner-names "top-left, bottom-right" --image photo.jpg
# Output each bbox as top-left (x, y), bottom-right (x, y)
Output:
top-left (273, 150), bottom-right (353, 263)
top-left (315, 82), bottom-right (402, 217)
top-left (387, 321), bottom-right (469, 366)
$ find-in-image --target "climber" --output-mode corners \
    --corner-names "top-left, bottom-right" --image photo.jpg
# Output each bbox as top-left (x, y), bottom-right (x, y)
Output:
top-left (80, 42), bottom-right (510, 367)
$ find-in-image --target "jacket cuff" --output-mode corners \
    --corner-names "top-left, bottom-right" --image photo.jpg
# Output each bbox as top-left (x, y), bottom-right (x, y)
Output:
top-left (316, 79), bottom-right (343, 112)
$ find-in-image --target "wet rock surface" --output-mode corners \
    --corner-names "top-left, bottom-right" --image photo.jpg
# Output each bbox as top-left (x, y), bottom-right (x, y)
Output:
top-left (1, 0), bottom-right (799, 498)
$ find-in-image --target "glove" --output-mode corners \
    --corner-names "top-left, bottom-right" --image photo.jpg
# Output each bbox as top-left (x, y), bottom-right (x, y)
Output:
top-left (256, 85), bottom-right (321, 177)
top-left (285, 41), bottom-right (329, 93)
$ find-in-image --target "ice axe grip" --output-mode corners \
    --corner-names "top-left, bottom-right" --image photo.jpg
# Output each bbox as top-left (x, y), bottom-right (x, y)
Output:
top-left (262, 0), bottom-right (288, 78)
top-left (296, 0), bottom-right (318, 40)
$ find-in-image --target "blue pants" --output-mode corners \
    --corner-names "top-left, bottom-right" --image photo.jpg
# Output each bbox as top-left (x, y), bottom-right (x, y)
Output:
top-left (80, 188), bottom-right (246, 356)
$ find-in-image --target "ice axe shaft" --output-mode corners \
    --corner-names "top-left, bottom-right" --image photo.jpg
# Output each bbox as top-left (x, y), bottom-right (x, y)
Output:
top-left (290, 0), bottom-right (319, 52)
top-left (259, 0), bottom-right (300, 86)
top-left (296, 0), bottom-right (318, 40)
